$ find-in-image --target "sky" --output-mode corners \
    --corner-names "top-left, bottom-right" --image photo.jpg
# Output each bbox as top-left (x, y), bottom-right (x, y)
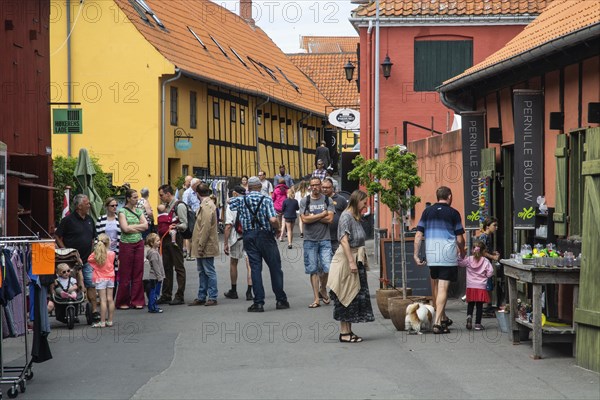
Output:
top-left (214, 1), bottom-right (359, 53)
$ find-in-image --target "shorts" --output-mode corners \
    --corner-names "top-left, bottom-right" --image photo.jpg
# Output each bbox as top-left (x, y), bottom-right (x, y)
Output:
top-left (229, 240), bottom-right (245, 260)
top-left (303, 240), bottom-right (332, 275)
top-left (94, 280), bottom-right (115, 290)
top-left (429, 266), bottom-right (458, 282)
top-left (284, 218), bottom-right (296, 224)
top-left (82, 263), bottom-right (95, 288)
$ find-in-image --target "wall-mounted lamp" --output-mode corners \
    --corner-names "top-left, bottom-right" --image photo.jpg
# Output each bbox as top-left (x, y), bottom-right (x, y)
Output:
top-left (381, 54), bottom-right (393, 80)
top-left (344, 60), bottom-right (355, 82)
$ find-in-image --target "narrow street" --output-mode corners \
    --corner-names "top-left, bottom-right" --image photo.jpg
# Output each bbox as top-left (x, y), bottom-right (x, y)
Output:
top-left (3, 236), bottom-right (598, 400)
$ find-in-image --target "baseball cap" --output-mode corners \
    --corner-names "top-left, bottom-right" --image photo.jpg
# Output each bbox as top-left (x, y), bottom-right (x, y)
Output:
top-left (247, 176), bottom-right (261, 187)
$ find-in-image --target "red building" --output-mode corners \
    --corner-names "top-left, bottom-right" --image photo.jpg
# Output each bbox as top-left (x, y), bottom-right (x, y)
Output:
top-left (0, 0), bottom-right (54, 236)
top-left (350, 0), bottom-right (548, 161)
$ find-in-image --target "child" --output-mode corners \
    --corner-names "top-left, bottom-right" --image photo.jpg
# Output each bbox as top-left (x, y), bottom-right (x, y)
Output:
top-left (156, 203), bottom-right (178, 243)
top-left (281, 188), bottom-right (299, 249)
top-left (144, 233), bottom-right (165, 313)
top-left (272, 178), bottom-right (289, 242)
top-left (459, 241), bottom-right (494, 331)
top-left (52, 263), bottom-right (79, 300)
top-left (88, 234), bottom-right (116, 328)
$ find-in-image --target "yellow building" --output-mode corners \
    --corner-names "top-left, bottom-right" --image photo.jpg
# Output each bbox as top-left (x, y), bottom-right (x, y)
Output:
top-left (50, 0), bottom-right (331, 206)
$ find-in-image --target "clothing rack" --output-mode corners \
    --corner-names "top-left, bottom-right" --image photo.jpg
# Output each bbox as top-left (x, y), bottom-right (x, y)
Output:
top-left (204, 179), bottom-right (230, 230)
top-left (0, 236), bottom-right (55, 399)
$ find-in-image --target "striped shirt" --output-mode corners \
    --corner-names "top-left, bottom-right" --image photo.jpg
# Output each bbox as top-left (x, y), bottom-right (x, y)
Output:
top-left (228, 191), bottom-right (277, 233)
top-left (95, 214), bottom-right (121, 255)
top-left (416, 203), bottom-right (465, 266)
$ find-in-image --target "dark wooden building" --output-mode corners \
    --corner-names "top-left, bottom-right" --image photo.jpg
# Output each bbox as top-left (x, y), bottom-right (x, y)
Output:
top-left (1, 0), bottom-right (54, 236)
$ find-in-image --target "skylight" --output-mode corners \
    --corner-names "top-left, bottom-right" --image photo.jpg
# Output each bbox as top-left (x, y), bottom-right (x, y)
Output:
top-left (134, 0), bottom-right (165, 28)
top-left (230, 47), bottom-right (248, 68)
top-left (276, 66), bottom-right (301, 93)
top-left (209, 35), bottom-right (228, 58)
top-left (247, 57), bottom-right (265, 75)
top-left (258, 61), bottom-right (278, 82)
top-left (188, 26), bottom-right (207, 50)
top-left (129, 0), bottom-right (149, 23)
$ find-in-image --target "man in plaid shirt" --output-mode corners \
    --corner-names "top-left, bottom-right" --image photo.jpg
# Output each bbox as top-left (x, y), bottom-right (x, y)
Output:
top-left (228, 176), bottom-right (289, 312)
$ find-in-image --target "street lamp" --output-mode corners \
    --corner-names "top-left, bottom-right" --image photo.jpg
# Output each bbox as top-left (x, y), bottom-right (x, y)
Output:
top-left (344, 60), bottom-right (356, 82)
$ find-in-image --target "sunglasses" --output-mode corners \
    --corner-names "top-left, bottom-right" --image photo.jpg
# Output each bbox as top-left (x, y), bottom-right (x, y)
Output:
top-left (108, 204), bottom-right (118, 207)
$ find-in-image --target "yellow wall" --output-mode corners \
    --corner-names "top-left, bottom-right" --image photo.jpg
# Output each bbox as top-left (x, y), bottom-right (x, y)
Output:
top-left (50, 0), bottom-right (174, 211)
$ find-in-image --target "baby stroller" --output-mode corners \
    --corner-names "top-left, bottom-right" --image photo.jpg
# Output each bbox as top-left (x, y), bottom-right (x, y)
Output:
top-left (51, 248), bottom-right (93, 329)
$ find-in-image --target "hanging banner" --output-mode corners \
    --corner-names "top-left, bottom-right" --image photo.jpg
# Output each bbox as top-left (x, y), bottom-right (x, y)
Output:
top-left (513, 90), bottom-right (544, 229)
top-left (461, 112), bottom-right (485, 229)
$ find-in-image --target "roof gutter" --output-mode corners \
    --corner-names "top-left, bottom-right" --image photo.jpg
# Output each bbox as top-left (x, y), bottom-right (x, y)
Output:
top-left (350, 14), bottom-right (536, 29)
top-left (178, 68), bottom-right (327, 118)
top-left (438, 23), bottom-right (600, 113)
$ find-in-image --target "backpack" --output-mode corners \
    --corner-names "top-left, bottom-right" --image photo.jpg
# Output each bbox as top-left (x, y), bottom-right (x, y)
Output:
top-left (170, 201), bottom-right (196, 239)
top-left (234, 212), bottom-right (243, 236)
top-left (303, 194), bottom-right (329, 214)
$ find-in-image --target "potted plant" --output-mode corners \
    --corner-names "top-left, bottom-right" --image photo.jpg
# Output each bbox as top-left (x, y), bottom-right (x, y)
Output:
top-left (349, 145), bottom-right (422, 320)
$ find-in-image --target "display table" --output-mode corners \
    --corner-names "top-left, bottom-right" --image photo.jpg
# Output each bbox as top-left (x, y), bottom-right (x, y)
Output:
top-left (500, 259), bottom-right (580, 359)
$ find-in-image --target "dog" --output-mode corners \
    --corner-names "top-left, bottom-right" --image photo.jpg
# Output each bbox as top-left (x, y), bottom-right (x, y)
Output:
top-left (405, 302), bottom-right (435, 334)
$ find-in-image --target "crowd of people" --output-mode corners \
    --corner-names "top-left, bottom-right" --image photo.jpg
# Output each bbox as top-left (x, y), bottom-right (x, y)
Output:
top-left (53, 163), bottom-right (502, 342)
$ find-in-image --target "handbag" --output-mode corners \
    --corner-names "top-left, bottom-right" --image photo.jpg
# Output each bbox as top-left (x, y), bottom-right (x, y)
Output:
top-left (486, 276), bottom-right (495, 292)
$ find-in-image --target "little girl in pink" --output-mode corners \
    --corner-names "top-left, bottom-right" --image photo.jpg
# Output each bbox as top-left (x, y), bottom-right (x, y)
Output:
top-left (459, 240), bottom-right (494, 331)
top-left (88, 234), bottom-right (116, 328)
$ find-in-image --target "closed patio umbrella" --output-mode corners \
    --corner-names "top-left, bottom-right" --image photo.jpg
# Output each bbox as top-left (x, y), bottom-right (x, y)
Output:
top-left (73, 148), bottom-right (103, 221)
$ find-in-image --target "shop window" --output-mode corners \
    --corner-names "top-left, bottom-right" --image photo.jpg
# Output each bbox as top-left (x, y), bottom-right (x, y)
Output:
top-left (190, 91), bottom-right (197, 129)
top-left (170, 86), bottom-right (178, 126)
top-left (414, 40), bottom-right (473, 91)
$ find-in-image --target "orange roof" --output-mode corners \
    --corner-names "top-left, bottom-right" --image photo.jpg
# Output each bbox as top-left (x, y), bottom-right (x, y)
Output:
top-left (114, 0), bottom-right (330, 115)
top-left (299, 36), bottom-right (359, 53)
top-left (444, 0), bottom-right (600, 85)
top-left (288, 53), bottom-right (360, 107)
top-left (353, 0), bottom-right (548, 17)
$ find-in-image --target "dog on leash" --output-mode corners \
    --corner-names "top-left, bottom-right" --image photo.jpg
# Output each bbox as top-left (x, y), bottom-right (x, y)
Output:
top-left (405, 302), bottom-right (435, 334)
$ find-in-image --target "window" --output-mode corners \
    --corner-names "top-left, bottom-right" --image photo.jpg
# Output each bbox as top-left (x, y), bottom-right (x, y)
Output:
top-left (170, 86), bottom-right (178, 126)
top-left (213, 102), bottom-right (220, 119)
top-left (414, 40), bottom-right (473, 91)
top-left (240, 109), bottom-right (245, 125)
top-left (190, 91), bottom-right (197, 129)
top-left (230, 105), bottom-right (236, 123)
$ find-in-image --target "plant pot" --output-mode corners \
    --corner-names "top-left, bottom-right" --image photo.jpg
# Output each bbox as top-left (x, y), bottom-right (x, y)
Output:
top-left (388, 298), bottom-right (415, 331)
top-left (376, 288), bottom-right (412, 319)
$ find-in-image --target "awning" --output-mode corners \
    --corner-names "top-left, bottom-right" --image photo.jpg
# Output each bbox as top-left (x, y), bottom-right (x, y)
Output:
top-left (18, 181), bottom-right (58, 191)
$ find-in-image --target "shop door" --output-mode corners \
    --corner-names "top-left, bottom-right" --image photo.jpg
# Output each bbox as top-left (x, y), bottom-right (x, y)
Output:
top-left (575, 127), bottom-right (600, 373)
top-left (501, 146), bottom-right (514, 255)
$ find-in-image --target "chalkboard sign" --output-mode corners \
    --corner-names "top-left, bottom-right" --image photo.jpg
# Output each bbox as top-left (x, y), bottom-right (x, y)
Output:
top-left (380, 238), bottom-right (431, 296)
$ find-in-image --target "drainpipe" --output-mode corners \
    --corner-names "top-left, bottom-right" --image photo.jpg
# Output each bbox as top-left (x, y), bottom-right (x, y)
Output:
top-left (298, 112), bottom-right (313, 178)
top-left (67, 1), bottom-right (72, 157)
top-left (161, 69), bottom-right (182, 185)
top-left (254, 97), bottom-right (270, 172)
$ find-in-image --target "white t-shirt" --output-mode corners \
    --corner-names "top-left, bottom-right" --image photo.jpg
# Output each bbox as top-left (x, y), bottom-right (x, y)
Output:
top-left (57, 276), bottom-right (77, 290)
top-left (260, 180), bottom-right (273, 196)
top-left (225, 205), bottom-right (240, 246)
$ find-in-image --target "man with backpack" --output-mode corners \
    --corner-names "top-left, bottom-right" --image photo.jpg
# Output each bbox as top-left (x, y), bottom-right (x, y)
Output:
top-left (300, 177), bottom-right (334, 309)
top-left (156, 184), bottom-right (189, 306)
top-left (223, 186), bottom-right (253, 301)
top-left (228, 176), bottom-right (289, 312)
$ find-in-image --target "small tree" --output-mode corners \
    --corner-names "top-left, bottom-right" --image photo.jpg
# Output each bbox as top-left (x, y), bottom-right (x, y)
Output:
top-left (349, 145), bottom-right (421, 298)
top-left (53, 155), bottom-right (113, 222)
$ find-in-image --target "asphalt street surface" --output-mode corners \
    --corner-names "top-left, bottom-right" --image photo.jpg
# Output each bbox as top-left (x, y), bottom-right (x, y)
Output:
top-left (2, 235), bottom-right (598, 399)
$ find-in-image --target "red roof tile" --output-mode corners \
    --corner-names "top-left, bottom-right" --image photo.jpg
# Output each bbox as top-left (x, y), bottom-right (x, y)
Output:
top-left (299, 36), bottom-right (359, 54)
top-left (288, 53), bottom-right (360, 107)
top-left (353, 0), bottom-right (548, 17)
top-left (114, 0), bottom-right (330, 115)
top-left (445, 0), bottom-right (600, 84)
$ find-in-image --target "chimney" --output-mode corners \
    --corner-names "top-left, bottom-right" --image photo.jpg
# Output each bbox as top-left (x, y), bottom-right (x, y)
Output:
top-left (240, 0), bottom-right (255, 27)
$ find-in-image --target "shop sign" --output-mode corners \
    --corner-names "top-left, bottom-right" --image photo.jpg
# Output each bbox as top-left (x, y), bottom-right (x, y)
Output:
top-left (461, 112), bottom-right (485, 229)
top-left (328, 108), bottom-right (360, 130)
top-left (175, 140), bottom-right (192, 151)
top-left (513, 90), bottom-right (544, 229)
top-left (53, 109), bottom-right (83, 134)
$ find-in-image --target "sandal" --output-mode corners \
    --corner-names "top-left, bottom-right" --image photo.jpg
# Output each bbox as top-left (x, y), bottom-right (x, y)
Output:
top-left (91, 322), bottom-right (105, 328)
top-left (105, 321), bottom-right (114, 327)
top-left (320, 291), bottom-right (331, 304)
top-left (441, 318), bottom-right (453, 328)
top-left (308, 302), bottom-right (321, 308)
top-left (339, 332), bottom-right (363, 343)
top-left (432, 324), bottom-right (450, 334)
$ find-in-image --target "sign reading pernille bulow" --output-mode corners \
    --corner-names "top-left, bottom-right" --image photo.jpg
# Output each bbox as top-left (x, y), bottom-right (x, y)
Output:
top-left (461, 112), bottom-right (485, 229)
top-left (53, 109), bottom-right (82, 134)
top-left (513, 90), bottom-right (544, 229)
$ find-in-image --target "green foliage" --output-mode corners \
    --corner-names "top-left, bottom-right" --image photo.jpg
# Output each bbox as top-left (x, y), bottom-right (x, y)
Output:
top-left (348, 145), bottom-right (422, 213)
top-left (53, 155), bottom-right (114, 222)
top-left (172, 175), bottom-right (185, 190)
